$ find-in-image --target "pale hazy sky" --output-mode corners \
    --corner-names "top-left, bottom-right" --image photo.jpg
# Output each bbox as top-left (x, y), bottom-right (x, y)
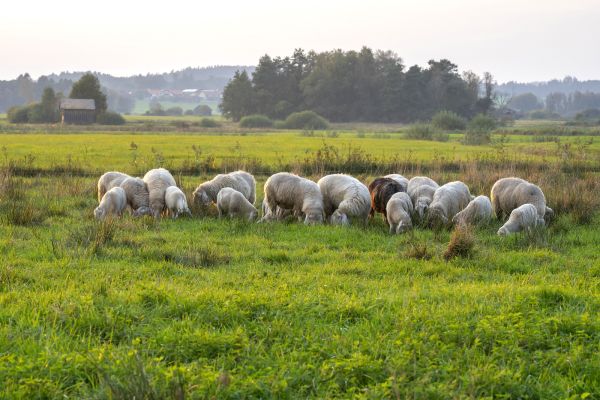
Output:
top-left (1, 0), bottom-right (598, 82)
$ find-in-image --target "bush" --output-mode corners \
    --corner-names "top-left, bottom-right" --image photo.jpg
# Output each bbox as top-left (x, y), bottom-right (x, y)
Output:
top-left (443, 226), bottom-right (475, 261)
top-left (165, 107), bottom-right (183, 116)
top-left (464, 114), bottom-right (496, 145)
top-left (199, 118), bottom-right (220, 128)
top-left (431, 110), bottom-right (467, 130)
top-left (239, 114), bottom-right (273, 128)
top-left (575, 108), bottom-right (600, 121)
top-left (405, 123), bottom-right (433, 140)
top-left (280, 111), bottom-right (329, 130)
top-left (193, 105), bottom-right (212, 116)
top-left (529, 109), bottom-right (560, 120)
top-left (96, 111), bottom-right (126, 125)
top-left (7, 105), bottom-right (32, 123)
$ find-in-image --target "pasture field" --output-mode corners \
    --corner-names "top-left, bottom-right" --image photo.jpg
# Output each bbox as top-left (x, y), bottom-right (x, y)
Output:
top-left (1, 124), bottom-right (599, 398)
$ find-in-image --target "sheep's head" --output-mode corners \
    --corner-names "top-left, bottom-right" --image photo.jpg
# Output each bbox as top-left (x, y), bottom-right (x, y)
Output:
top-left (330, 211), bottom-right (349, 226)
top-left (544, 207), bottom-right (554, 224)
top-left (415, 198), bottom-right (430, 220)
top-left (133, 206), bottom-right (152, 217)
top-left (304, 209), bottom-right (324, 225)
top-left (193, 188), bottom-right (211, 207)
top-left (427, 206), bottom-right (448, 228)
top-left (396, 220), bottom-right (412, 234)
top-left (176, 207), bottom-right (192, 218)
top-left (497, 226), bottom-right (509, 236)
top-left (248, 209), bottom-right (258, 221)
top-left (93, 207), bottom-right (106, 220)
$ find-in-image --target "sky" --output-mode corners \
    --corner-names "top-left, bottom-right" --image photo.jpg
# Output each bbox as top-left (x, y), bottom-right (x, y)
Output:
top-left (1, 0), bottom-right (599, 83)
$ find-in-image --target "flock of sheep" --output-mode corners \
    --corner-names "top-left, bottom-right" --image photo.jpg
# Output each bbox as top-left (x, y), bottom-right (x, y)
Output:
top-left (94, 168), bottom-right (553, 236)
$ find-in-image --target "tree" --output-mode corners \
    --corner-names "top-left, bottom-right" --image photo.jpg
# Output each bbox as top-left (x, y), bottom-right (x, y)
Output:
top-left (69, 73), bottom-right (107, 114)
top-left (220, 70), bottom-right (255, 121)
top-left (40, 87), bottom-right (59, 122)
top-left (475, 72), bottom-right (495, 114)
top-left (507, 93), bottom-right (541, 112)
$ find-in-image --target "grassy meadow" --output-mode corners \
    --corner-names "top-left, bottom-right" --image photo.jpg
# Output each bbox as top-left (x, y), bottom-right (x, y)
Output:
top-left (1, 118), bottom-right (599, 398)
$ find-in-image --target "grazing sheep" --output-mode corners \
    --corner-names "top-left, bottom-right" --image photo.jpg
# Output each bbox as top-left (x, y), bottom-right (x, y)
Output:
top-left (368, 177), bottom-right (404, 223)
top-left (384, 174), bottom-right (409, 192)
top-left (407, 176), bottom-right (439, 220)
top-left (165, 186), bottom-right (192, 218)
top-left (218, 187), bottom-right (258, 221)
top-left (452, 195), bottom-right (493, 226)
top-left (94, 187), bottom-right (127, 220)
top-left (119, 177), bottom-right (151, 215)
top-left (497, 203), bottom-right (545, 235)
top-left (143, 168), bottom-right (177, 217)
top-left (193, 170), bottom-right (256, 207)
top-left (261, 198), bottom-right (295, 220)
top-left (386, 192), bottom-right (414, 234)
top-left (490, 177), bottom-right (549, 220)
top-left (317, 174), bottom-right (370, 226)
top-left (97, 171), bottom-right (130, 202)
top-left (427, 181), bottom-right (472, 227)
top-left (261, 172), bottom-right (324, 225)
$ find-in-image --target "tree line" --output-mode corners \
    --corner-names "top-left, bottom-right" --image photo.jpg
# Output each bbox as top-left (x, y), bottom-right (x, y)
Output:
top-left (220, 47), bottom-right (495, 122)
top-left (507, 91), bottom-right (600, 116)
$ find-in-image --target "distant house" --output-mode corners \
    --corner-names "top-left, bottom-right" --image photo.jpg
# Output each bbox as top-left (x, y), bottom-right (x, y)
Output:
top-left (60, 99), bottom-right (96, 124)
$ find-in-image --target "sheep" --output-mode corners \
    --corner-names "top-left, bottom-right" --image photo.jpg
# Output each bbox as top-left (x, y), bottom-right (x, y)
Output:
top-left (497, 203), bottom-right (545, 236)
top-left (97, 171), bottom-right (130, 202)
top-left (193, 170), bottom-right (256, 208)
top-left (143, 168), bottom-right (177, 217)
top-left (407, 176), bottom-right (440, 220)
top-left (261, 198), bottom-right (295, 220)
top-left (386, 192), bottom-right (414, 234)
top-left (94, 187), bottom-right (127, 220)
top-left (368, 177), bottom-right (404, 223)
top-left (261, 172), bottom-right (325, 225)
top-left (217, 187), bottom-right (258, 221)
top-left (384, 174), bottom-right (409, 192)
top-left (427, 181), bottom-right (471, 227)
top-left (119, 177), bottom-right (151, 216)
top-left (317, 174), bottom-right (370, 226)
top-left (452, 195), bottom-right (493, 226)
top-left (490, 177), bottom-right (549, 220)
top-left (164, 186), bottom-right (192, 218)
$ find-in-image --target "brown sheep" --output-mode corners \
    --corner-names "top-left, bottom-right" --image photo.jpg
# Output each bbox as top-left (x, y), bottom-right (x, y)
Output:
top-left (368, 177), bottom-right (404, 223)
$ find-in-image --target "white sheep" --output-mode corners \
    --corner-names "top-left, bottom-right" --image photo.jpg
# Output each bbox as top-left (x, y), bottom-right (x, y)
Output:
top-left (452, 195), bottom-right (493, 226)
top-left (119, 177), bottom-right (151, 216)
top-left (261, 172), bottom-right (325, 225)
top-left (97, 171), bottom-right (130, 202)
top-left (490, 177), bottom-right (549, 220)
top-left (217, 187), bottom-right (258, 221)
top-left (261, 198), bottom-right (295, 220)
top-left (193, 170), bottom-right (256, 208)
top-left (94, 187), bottom-right (127, 220)
top-left (164, 186), bottom-right (191, 218)
top-left (497, 203), bottom-right (545, 235)
top-left (407, 176), bottom-right (439, 220)
top-left (386, 192), bottom-right (414, 234)
top-left (317, 174), bottom-right (370, 226)
top-left (427, 181), bottom-right (472, 227)
top-left (143, 168), bottom-right (177, 217)
top-left (384, 174), bottom-right (409, 192)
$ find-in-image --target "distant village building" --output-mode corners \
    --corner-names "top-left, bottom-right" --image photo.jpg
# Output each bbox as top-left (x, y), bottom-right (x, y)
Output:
top-left (60, 99), bottom-right (96, 124)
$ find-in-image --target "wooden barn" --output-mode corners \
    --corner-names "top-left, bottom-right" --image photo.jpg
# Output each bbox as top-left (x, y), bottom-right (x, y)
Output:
top-left (60, 99), bottom-right (96, 124)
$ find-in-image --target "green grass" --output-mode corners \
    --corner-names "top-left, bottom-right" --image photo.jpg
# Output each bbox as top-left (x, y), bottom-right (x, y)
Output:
top-left (0, 124), bottom-right (599, 398)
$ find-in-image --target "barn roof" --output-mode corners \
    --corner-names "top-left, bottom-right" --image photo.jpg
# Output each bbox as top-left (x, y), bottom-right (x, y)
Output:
top-left (60, 99), bottom-right (96, 110)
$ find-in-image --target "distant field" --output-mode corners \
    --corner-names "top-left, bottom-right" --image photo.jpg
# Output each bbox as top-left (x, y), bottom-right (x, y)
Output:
top-left (0, 122), bottom-right (599, 398)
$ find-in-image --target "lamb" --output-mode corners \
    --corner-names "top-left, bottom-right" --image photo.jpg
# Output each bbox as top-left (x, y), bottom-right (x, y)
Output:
top-left (97, 171), bottom-right (130, 202)
top-left (490, 177), bottom-right (549, 220)
top-left (94, 187), bottom-right (127, 220)
top-left (407, 176), bottom-right (439, 220)
top-left (193, 170), bottom-right (256, 208)
top-left (143, 168), bottom-right (177, 217)
top-left (261, 172), bottom-right (325, 225)
top-left (119, 177), bottom-right (152, 216)
top-left (317, 174), bottom-right (370, 226)
top-left (384, 174), bottom-right (409, 192)
top-left (164, 186), bottom-right (192, 218)
top-left (497, 203), bottom-right (545, 236)
top-left (427, 181), bottom-right (472, 227)
top-left (386, 192), bottom-right (414, 234)
top-left (217, 187), bottom-right (258, 221)
top-left (452, 195), bottom-right (493, 226)
top-left (368, 177), bottom-right (404, 223)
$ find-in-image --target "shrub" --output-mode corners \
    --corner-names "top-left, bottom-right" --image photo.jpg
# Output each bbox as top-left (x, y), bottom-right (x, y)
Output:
top-left (193, 104), bottom-right (212, 116)
top-left (96, 111), bottom-right (126, 125)
top-left (575, 108), bottom-right (600, 121)
top-left (165, 107), bottom-right (183, 116)
top-left (464, 114), bottom-right (496, 145)
top-left (405, 123), bottom-right (433, 140)
top-left (431, 110), bottom-right (467, 130)
top-left (199, 118), bottom-right (220, 128)
top-left (7, 106), bottom-right (31, 123)
top-left (280, 111), bottom-right (329, 130)
top-left (443, 226), bottom-right (475, 261)
top-left (239, 114), bottom-right (273, 128)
